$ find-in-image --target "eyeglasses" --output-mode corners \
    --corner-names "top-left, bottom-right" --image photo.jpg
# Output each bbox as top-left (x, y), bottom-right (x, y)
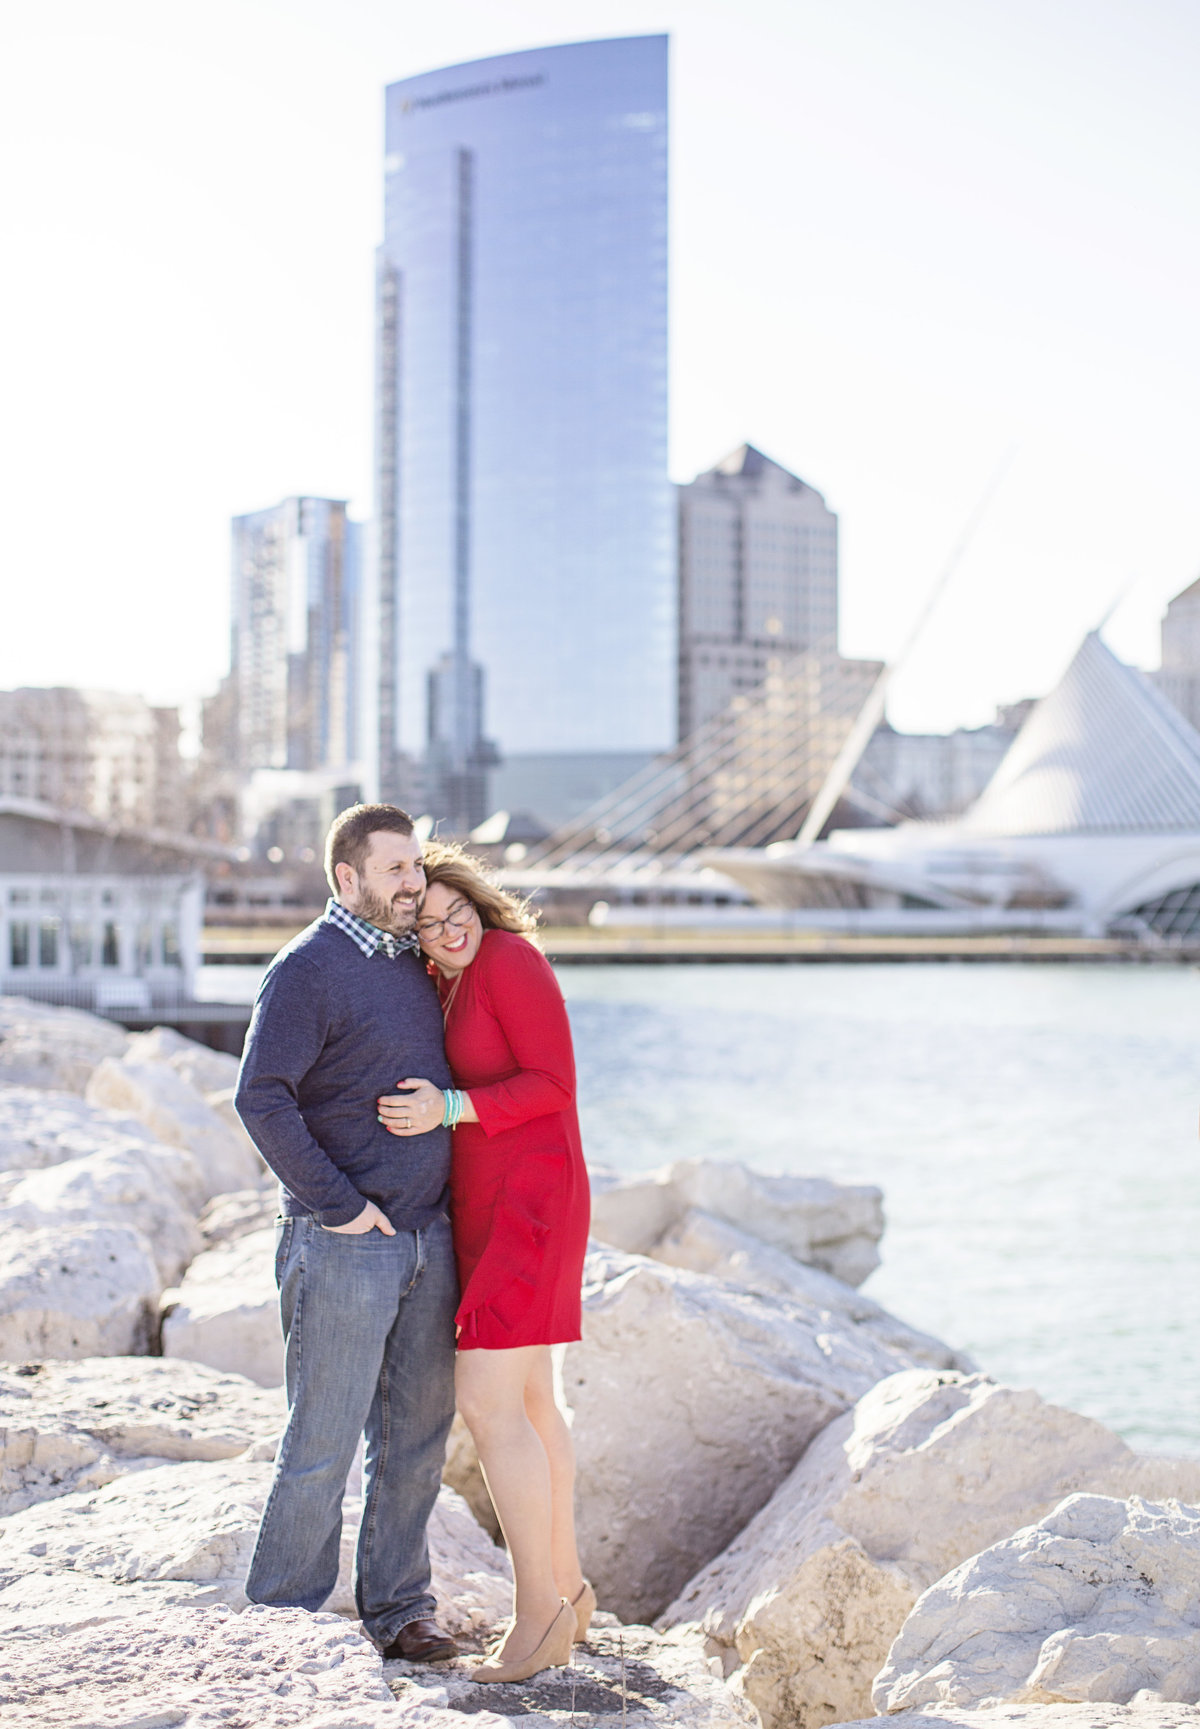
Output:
top-left (415, 897), bottom-right (476, 942)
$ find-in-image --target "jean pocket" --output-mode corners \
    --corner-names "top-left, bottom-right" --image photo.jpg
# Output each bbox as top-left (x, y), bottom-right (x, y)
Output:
top-left (273, 1217), bottom-right (294, 1287)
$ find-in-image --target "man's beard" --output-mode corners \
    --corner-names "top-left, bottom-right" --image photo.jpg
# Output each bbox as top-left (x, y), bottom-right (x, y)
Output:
top-left (351, 884), bottom-right (418, 935)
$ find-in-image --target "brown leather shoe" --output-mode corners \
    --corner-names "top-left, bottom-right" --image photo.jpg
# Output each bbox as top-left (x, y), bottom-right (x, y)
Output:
top-left (381, 1618), bottom-right (458, 1663)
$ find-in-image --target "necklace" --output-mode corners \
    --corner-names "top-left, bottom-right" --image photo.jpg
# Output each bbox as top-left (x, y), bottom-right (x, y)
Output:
top-left (440, 971), bottom-right (465, 1022)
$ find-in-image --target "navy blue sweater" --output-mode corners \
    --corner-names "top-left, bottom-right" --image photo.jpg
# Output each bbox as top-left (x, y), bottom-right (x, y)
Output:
top-left (234, 918), bottom-right (452, 1230)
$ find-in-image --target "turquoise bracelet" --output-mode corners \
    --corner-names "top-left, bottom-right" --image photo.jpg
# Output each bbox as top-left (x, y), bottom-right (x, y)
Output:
top-left (441, 1088), bottom-right (465, 1129)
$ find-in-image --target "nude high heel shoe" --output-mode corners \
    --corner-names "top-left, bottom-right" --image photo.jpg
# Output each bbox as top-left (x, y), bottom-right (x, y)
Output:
top-left (570, 1579), bottom-right (597, 1643)
top-left (473, 1600), bottom-right (575, 1684)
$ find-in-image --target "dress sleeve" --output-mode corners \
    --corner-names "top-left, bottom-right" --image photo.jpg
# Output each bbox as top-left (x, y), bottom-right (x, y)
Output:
top-left (467, 937), bottom-right (575, 1138)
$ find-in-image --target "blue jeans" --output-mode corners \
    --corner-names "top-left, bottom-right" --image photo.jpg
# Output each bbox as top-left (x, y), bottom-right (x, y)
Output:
top-left (244, 1212), bottom-right (458, 1646)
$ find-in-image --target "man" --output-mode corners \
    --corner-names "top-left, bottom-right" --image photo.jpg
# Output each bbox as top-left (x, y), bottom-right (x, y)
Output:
top-left (235, 803), bottom-right (458, 1662)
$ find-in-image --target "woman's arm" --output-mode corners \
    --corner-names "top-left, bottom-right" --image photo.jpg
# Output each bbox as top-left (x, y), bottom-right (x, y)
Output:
top-left (378, 939), bottom-right (574, 1138)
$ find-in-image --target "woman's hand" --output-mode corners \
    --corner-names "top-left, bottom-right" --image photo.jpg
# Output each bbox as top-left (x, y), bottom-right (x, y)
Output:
top-left (377, 1078), bottom-right (444, 1136)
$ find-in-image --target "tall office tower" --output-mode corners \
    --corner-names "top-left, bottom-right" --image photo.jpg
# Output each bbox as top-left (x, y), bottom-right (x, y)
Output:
top-left (1156, 576), bottom-right (1200, 731)
top-left (229, 498), bottom-right (362, 774)
top-left (677, 445), bottom-right (840, 740)
top-left (373, 36), bottom-right (672, 832)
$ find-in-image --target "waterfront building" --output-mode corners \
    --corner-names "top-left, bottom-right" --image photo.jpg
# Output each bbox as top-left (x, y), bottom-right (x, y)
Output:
top-left (1155, 574), bottom-right (1200, 732)
top-left (705, 633), bottom-right (1200, 940)
top-left (0, 801), bottom-right (206, 1012)
top-left (0, 688), bottom-right (186, 832)
top-left (677, 445), bottom-right (839, 740)
top-left (229, 497), bottom-right (362, 776)
top-left (373, 35), bottom-right (672, 831)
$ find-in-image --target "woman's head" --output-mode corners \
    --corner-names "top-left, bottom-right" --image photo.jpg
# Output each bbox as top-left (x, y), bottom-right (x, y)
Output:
top-left (416, 842), bottom-right (539, 973)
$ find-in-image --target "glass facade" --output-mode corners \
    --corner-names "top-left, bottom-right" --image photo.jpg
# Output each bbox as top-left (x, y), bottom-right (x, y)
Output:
top-left (375, 36), bottom-right (672, 828)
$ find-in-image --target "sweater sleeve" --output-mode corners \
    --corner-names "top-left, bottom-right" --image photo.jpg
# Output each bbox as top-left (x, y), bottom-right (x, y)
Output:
top-left (234, 952), bottom-right (367, 1226)
top-left (468, 938), bottom-right (576, 1138)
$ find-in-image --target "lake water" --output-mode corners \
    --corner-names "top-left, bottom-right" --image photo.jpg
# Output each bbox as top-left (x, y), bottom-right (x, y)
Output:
top-left (201, 960), bottom-right (1200, 1455)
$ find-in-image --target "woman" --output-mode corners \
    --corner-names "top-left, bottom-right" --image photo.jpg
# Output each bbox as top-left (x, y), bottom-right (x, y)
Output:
top-left (376, 843), bottom-right (593, 1684)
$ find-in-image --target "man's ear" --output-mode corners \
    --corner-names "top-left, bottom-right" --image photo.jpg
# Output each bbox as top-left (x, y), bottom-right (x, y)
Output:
top-left (334, 860), bottom-right (357, 898)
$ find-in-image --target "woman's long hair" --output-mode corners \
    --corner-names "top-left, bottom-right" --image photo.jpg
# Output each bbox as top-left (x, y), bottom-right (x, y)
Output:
top-left (421, 841), bottom-right (540, 939)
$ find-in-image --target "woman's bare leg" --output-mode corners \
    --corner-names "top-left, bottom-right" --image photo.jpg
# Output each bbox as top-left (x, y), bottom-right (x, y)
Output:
top-left (523, 1349), bottom-right (584, 1604)
top-left (455, 1345), bottom-right (563, 1660)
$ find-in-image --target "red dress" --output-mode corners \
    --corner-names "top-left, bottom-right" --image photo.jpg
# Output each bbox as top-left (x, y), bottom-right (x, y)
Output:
top-left (439, 929), bottom-right (590, 1350)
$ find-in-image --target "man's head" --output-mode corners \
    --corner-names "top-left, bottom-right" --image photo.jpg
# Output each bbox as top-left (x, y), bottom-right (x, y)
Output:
top-left (324, 804), bottom-right (425, 935)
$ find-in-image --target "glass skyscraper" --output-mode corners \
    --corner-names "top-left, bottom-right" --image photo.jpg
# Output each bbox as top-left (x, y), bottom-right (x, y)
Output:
top-left (371, 35), bottom-right (672, 829)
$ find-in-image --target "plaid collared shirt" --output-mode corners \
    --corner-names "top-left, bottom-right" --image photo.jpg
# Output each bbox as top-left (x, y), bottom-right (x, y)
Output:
top-left (323, 898), bottom-right (421, 961)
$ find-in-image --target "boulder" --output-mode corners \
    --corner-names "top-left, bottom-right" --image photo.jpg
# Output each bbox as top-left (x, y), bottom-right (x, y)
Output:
top-left (0, 994), bottom-right (128, 1094)
top-left (0, 1356), bottom-right (285, 1516)
top-left (0, 1603), bottom-right (400, 1727)
top-left (663, 1370), bottom-right (1200, 1729)
top-left (161, 1227), bottom-right (282, 1387)
top-left (589, 1159), bottom-right (884, 1286)
top-left (86, 1052), bottom-right (262, 1199)
top-left (199, 1186), bottom-right (280, 1248)
top-left (654, 1208), bottom-right (967, 1370)
top-left (559, 1248), bottom-right (963, 1625)
top-left (386, 1618), bottom-right (760, 1729)
top-left (831, 1710), bottom-right (1200, 1729)
top-left (0, 1142), bottom-right (203, 1284)
top-left (0, 1083), bottom-right (164, 1176)
top-left (0, 1445), bottom-right (507, 1648)
top-left (124, 1025), bottom-right (241, 1095)
top-left (0, 1222), bottom-right (160, 1359)
top-left (874, 1493), bottom-right (1200, 1711)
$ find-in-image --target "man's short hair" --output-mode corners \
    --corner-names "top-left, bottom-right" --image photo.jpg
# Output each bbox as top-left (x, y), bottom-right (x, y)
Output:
top-left (324, 804), bottom-right (416, 893)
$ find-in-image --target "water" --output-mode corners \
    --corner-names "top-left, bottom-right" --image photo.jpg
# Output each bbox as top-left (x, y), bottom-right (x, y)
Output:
top-left (559, 963), bottom-right (1200, 1457)
top-left (199, 958), bottom-right (1200, 1454)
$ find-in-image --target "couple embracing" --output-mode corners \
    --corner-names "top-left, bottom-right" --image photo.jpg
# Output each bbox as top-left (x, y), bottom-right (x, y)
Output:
top-left (234, 802), bottom-right (593, 1682)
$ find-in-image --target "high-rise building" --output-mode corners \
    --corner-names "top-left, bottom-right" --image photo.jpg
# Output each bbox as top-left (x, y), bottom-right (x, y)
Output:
top-left (0, 688), bottom-right (186, 832)
top-left (677, 445), bottom-right (840, 739)
top-left (1156, 575), bottom-right (1200, 731)
top-left (372, 36), bottom-right (672, 830)
top-left (229, 498), bottom-right (362, 775)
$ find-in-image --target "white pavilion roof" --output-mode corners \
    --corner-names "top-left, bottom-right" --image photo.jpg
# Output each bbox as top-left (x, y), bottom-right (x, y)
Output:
top-left (963, 632), bottom-right (1200, 836)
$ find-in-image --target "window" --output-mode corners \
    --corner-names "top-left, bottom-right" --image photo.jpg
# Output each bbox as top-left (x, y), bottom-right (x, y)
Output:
top-left (101, 923), bottom-right (119, 967)
top-left (10, 923), bottom-right (30, 967)
top-left (162, 923), bottom-right (182, 967)
top-left (39, 921), bottom-right (59, 968)
top-left (70, 924), bottom-right (93, 969)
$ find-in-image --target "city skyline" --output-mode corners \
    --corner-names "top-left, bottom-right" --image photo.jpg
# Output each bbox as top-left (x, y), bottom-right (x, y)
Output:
top-left (3, 1), bottom-right (1199, 737)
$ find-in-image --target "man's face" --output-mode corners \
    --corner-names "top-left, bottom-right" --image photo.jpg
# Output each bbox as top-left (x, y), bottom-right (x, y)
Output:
top-left (336, 831), bottom-right (426, 934)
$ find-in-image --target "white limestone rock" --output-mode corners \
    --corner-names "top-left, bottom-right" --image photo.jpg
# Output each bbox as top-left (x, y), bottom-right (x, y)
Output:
top-left (124, 1024), bottom-right (241, 1095)
top-left (0, 1356), bottom-right (285, 1515)
top-left (387, 1618), bottom-right (760, 1729)
top-left (589, 1158), bottom-right (884, 1286)
top-left (426, 1484), bottom-right (512, 1638)
top-left (0, 1082), bottom-right (165, 1176)
top-left (560, 1247), bottom-right (955, 1624)
top-left (0, 994), bottom-right (128, 1093)
top-left (874, 1493), bottom-right (1200, 1712)
top-left (663, 1369), bottom-right (1200, 1729)
top-left (0, 1222), bottom-right (161, 1359)
top-left (0, 1142), bottom-right (204, 1284)
top-left (87, 1049), bottom-right (262, 1198)
top-left (161, 1226), bottom-right (282, 1387)
top-left (0, 1603), bottom-right (400, 1727)
top-left (834, 1710), bottom-right (1200, 1729)
top-left (655, 1208), bottom-right (967, 1370)
top-left (198, 1184), bottom-right (280, 1247)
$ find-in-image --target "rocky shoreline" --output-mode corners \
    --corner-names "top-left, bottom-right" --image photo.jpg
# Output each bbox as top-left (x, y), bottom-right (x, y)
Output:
top-left (1, 994), bottom-right (1198, 1729)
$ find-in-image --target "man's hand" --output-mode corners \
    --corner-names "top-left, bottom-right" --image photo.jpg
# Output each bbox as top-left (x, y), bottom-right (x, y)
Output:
top-left (323, 1201), bottom-right (396, 1235)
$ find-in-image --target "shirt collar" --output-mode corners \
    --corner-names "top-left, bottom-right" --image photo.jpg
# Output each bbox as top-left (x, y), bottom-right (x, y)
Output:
top-left (324, 897), bottom-right (420, 961)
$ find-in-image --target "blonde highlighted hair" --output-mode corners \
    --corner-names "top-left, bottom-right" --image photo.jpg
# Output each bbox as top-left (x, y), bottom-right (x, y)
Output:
top-left (420, 841), bottom-right (540, 940)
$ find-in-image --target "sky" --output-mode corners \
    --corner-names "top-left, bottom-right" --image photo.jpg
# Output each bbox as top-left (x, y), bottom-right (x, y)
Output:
top-left (2, 0), bottom-right (1199, 734)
